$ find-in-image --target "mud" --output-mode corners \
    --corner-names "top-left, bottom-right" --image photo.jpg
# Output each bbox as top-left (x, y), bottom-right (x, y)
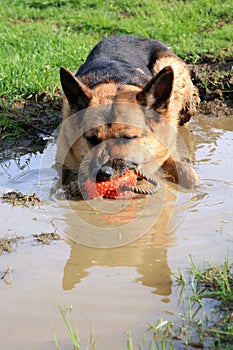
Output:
top-left (0, 232), bottom-right (62, 255)
top-left (1, 190), bottom-right (41, 207)
top-left (0, 93), bottom-right (61, 156)
top-left (32, 232), bottom-right (62, 245)
top-left (190, 55), bottom-right (233, 118)
top-left (0, 236), bottom-right (22, 254)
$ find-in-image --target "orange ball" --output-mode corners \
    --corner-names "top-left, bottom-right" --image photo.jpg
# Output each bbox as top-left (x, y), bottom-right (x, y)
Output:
top-left (84, 170), bottom-right (137, 199)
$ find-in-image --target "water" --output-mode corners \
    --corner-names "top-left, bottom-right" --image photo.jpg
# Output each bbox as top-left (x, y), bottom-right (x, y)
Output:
top-left (0, 115), bottom-right (232, 349)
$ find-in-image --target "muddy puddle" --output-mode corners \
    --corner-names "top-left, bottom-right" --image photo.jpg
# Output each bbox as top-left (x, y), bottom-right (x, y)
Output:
top-left (0, 115), bottom-right (233, 350)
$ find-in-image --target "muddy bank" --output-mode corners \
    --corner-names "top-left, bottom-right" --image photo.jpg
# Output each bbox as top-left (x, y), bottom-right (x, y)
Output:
top-left (0, 93), bottom-right (61, 157)
top-left (0, 56), bottom-right (232, 154)
top-left (190, 55), bottom-right (233, 117)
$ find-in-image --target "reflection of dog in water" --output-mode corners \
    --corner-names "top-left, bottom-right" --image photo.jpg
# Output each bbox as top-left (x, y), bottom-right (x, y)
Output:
top-left (57, 36), bottom-right (200, 198)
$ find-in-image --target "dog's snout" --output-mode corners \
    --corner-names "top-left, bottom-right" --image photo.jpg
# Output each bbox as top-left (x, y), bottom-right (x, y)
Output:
top-left (96, 165), bottom-right (114, 182)
top-left (91, 158), bottom-right (138, 182)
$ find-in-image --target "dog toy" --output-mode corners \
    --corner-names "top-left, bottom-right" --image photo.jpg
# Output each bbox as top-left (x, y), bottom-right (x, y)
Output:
top-left (65, 169), bottom-right (160, 199)
top-left (84, 168), bottom-right (160, 199)
top-left (84, 169), bottom-right (137, 199)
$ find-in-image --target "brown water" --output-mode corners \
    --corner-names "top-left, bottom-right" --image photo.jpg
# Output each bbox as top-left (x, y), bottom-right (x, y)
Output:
top-left (0, 115), bottom-right (232, 350)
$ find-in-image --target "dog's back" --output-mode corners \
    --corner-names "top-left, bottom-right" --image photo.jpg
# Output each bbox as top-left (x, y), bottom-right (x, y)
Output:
top-left (76, 36), bottom-right (172, 89)
top-left (61, 36), bottom-right (199, 125)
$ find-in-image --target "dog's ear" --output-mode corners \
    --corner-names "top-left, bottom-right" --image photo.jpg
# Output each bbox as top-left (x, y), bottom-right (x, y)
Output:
top-left (136, 66), bottom-right (174, 111)
top-left (60, 66), bottom-right (92, 111)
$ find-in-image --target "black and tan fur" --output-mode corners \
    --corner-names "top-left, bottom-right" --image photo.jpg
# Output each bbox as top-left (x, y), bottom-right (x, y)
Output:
top-left (57, 36), bottom-right (200, 191)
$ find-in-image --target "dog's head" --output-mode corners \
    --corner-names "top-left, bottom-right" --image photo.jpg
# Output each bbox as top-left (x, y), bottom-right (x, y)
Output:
top-left (59, 66), bottom-right (177, 196)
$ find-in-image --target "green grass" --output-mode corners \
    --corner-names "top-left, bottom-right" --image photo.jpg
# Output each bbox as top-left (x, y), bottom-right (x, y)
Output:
top-left (53, 306), bottom-right (81, 350)
top-left (54, 305), bottom-right (96, 350)
top-left (171, 256), bottom-right (233, 349)
top-left (0, 0), bottom-right (232, 138)
top-left (0, 0), bottom-right (232, 102)
top-left (189, 255), bottom-right (233, 305)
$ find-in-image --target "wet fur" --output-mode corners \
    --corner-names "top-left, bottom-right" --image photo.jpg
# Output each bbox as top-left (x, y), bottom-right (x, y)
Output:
top-left (57, 36), bottom-right (200, 189)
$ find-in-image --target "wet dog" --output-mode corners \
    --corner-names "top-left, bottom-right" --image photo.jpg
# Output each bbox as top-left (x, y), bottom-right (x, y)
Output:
top-left (57, 36), bottom-right (200, 197)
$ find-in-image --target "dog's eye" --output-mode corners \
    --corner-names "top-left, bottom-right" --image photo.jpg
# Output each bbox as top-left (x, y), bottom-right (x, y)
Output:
top-left (86, 135), bottom-right (100, 146)
top-left (122, 135), bottom-right (137, 143)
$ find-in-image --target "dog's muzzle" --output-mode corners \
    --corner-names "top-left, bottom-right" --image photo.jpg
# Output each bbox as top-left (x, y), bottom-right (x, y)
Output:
top-left (92, 158), bottom-right (136, 182)
top-left (63, 157), bottom-right (160, 199)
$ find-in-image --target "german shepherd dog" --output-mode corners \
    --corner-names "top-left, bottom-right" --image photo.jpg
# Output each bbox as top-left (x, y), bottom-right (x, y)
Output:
top-left (57, 36), bottom-right (200, 197)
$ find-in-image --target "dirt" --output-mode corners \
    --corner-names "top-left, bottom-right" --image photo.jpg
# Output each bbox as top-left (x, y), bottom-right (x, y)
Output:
top-left (32, 232), bottom-right (62, 245)
top-left (1, 191), bottom-right (41, 207)
top-left (0, 56), bottom-right (232, 154)
top-left (0, 236), bottom-right (22, 254)
top-left (0, 232), bottom-right (62, 255)
top-left (0, 92), bottom-right (61, 157)
top-left (189, 55), bottom-right (233, 117)
top-left (0, 189), bottom-right (61, 253)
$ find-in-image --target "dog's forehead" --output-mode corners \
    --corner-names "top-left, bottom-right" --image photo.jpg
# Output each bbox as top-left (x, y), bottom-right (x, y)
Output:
top-left (111, 102), bottom-right (146, 127)
top-left (79, 102), bottom-right (148, 131)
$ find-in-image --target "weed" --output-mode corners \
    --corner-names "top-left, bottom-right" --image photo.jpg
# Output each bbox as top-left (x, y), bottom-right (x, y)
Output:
top-left (54, 305), bottom-right (81, 350)
top-left (0, 0), bottom-right (232, 100)
top-left (189, 255), bottom-right (233, 304)
top-left (54, 305), bottom-right (97, 350)
top-left (168, 256), bottom-right (233, 348)
top-left (0, 105), bottom-right (25, 139)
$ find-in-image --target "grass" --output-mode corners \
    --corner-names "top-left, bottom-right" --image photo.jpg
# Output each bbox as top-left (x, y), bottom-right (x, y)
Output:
top-left (135, 256), bottom-right (233, 349)
top-left (53, 305), bottom-right (96, 350)
top-left (0, 0), bottom-right (232, 139)
top-left (0, 0), bottom-right (232, 102)
top-left (170, 255), bottom-right (233, 349)
top-left (54, 256), bottom-right (233, 350)
top-left (53, 306), bottom-right (81, 350)
top-left (189, 255), bottom-right (233, 305)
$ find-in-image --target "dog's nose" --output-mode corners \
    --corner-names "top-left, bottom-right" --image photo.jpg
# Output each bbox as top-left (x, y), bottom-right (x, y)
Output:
top-left (96, 165), bottom-right (113, 182)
